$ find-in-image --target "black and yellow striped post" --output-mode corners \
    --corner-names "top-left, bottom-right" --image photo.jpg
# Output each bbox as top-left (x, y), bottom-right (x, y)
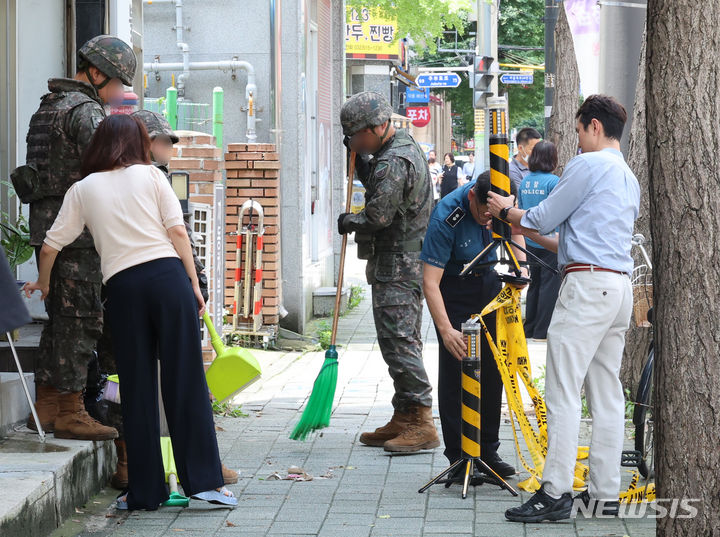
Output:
top-left (488, 97), bottom-right (512, 241)
top-left (418, 320), bottom-right (518, 499)
top-left (459, 322), bottom-right (483, 498)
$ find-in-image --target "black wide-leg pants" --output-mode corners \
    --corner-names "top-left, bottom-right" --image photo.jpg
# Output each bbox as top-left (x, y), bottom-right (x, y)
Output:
top-left (105, 257), bottom-right (223, 510)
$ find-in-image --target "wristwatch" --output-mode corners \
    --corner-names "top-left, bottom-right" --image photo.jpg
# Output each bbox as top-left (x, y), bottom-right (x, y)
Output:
top-left (499, 206), bottom-right (513, 220)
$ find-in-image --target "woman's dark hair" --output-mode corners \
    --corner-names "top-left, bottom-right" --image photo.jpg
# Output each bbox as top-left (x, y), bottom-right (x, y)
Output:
top-left (81, 114), bottom-right (152, 177)
top-left (444, 152), bottom-right (455, 164)
top-left (528, 140), bottom-right (558, 173)
top-left (575, 94), bottom-right (627, 141)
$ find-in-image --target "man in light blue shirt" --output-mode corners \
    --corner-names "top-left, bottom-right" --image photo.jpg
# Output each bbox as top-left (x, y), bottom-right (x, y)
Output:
top-left (488, 95), bottom-right (640, 523)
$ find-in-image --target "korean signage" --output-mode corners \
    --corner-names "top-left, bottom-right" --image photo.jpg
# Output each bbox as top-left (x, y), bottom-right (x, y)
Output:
top-left (406, 106), bottom-right (431, 128)
top-left (406, 88), bottom-right (430, 104)
top-left (500, 72), bottom-right (535, 85)
top-left (416, 73), bottom-right (461, 88)
top-left (346, 7), bottom-right (399, 59)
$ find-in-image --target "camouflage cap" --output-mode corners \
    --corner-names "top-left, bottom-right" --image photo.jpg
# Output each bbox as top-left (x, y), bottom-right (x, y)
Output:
top-left (340, 91), bottom-right (393, 137)
top-left (131, 110), bottom-right (179, 143)
top-left (78, 35), bottom-right (137, 86)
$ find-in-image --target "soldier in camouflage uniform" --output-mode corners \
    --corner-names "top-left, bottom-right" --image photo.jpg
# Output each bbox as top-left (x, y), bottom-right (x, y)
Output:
top-left (338, 92), bottom-right (439, 453)
top-left (11, 35), bottom-right (136, 441)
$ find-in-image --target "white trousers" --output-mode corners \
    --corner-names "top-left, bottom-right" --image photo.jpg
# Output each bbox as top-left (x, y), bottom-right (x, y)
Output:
top-left (541, 270), bottom-right (633, 499)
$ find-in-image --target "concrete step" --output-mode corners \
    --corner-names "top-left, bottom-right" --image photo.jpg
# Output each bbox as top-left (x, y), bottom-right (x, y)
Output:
top-left (0, 372), bottom-right (35, 437)
top-left (0, 322), bottom-right (42, 373)
top-left (0, 432), bottom-right (114, 537)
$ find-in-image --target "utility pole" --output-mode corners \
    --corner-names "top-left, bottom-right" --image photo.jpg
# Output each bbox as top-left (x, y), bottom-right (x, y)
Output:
top-left (544, 0), bottom-right (560, 136)
top-left (598, 0), bottom-right (647, 154)
top-left (473, 0), bottom-right (498, 175)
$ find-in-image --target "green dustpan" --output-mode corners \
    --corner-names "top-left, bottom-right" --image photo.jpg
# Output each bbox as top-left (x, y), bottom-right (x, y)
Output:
top-left (203, 312), bottom-right (262, 403)
top-left (161, 437), bottom-right (189, 507)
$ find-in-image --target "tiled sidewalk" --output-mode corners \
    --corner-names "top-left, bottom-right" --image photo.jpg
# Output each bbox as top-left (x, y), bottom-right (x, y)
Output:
top-left (77, 249), bottom-right (656, 537)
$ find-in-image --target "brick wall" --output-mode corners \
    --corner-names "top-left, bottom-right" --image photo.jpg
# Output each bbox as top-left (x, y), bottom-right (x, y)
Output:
top-left (170, 131), bottom-right (224, 362)
top-left (224, 143), bottom-right (281, 328)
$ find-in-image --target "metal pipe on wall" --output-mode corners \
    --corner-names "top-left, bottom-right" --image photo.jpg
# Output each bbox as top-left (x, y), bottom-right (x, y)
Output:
top-left (269, 0), bottom-right (282, 148)
top-left (144, 59), bottom-right (257, 141)
top-left (143, 0), bottom-right (258, 142)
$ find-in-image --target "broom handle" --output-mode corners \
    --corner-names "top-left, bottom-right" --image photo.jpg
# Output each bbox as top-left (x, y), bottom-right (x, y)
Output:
top-left (331, 151), bottom-right (357, 346)
top-left (203, 311), bottom-right (226, 355)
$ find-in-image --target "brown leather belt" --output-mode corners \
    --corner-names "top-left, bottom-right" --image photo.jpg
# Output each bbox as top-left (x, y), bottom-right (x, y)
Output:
top-left (562, 263), bottom-right (627, 278)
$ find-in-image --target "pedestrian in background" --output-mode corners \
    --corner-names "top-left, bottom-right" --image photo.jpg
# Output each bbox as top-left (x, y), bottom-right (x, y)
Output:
top-left (518, 140), bottom-right (561, 341)
top-left (462, 152), bottom-right (475, 180)
top-left (509, 127), bottom-right (542, 190)
top-left (24, 115), bottom-right (236, 511)
top-left (428, 150), bottom-right (442, 205)
top-left (439, 152), bottom-right (466, 198)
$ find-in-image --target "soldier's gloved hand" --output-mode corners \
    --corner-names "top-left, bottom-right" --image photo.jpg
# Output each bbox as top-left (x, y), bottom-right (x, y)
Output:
top-left (337, 213), bottom-right (350, 235)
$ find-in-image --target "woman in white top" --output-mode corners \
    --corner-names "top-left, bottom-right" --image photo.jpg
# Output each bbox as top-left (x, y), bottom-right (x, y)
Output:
top-left (24, 115), bottom-right (236, 511)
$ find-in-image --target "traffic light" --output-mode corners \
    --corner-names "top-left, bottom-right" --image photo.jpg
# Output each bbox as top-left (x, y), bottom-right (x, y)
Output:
top-left (474, 55), bottom-right (494, 108)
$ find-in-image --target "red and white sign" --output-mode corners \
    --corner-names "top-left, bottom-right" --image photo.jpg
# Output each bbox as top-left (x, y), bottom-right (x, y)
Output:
top-left (406, 106), bottom-right (431, 128)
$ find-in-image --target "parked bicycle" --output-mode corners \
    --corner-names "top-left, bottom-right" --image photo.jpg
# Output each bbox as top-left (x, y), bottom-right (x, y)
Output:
top-left (621, 233), bottom-right (654, 480)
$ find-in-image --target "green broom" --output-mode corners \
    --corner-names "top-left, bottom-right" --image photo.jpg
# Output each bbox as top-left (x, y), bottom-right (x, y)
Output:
top-left (290, 151), bottom-right (357, 441)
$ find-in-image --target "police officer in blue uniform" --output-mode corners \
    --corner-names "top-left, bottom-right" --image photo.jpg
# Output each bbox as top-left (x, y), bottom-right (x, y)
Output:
top-left (421, 171), bottom-right (528, 481)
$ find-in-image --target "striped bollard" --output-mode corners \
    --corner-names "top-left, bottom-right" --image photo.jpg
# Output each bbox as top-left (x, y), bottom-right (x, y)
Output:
top-left (487, 97), bottom-right (512, 241)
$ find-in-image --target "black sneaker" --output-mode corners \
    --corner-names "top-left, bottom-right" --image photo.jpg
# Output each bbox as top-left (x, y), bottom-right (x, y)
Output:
top-left (481, 452), bottom-right (516, 478)
top-left (505, 484), bottom-right (572, 523)
top-left (573, 490), bottom-right (620, 517)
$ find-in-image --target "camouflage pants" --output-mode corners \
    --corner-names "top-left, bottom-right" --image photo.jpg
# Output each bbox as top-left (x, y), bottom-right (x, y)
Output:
top-left (36, 248), bottom-right (103, 393)
top-left (372, 279), bottom-right (432, 411)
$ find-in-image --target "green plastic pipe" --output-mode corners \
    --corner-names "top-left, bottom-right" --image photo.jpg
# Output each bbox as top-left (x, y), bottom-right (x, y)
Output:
top-left (166, 86), bottom-right (178, 130)
top-left (213, 87), bottom-right (224, 148)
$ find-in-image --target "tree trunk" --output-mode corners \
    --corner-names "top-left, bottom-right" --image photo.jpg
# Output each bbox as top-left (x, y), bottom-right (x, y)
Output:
top-left (546, 4), bottom-right (580, 175)
top-left (620, 30), bottom-right (653, 396)
top-left (646, 2), bottom-right (720, 535)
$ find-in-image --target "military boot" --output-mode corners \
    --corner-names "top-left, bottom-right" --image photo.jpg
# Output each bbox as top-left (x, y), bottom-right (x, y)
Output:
top-left (54, 392), bottom-right (118, 441)
top-left (359, 410), bottom-right (412, 447)
top-left (27, 384), bottom-right (60, 432)
top-left (383, 405), bottom-right (440, 453)
top-left (110, 439), bottom-right (128, 489)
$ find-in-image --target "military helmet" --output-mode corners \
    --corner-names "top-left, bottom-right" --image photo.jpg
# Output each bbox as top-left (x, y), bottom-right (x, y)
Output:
top-left (78, 35), bottom-right (137, 86)
top-left (340, 91), bottom-right (393, 137)
top-left (132, 110), bottom-right (179, 144)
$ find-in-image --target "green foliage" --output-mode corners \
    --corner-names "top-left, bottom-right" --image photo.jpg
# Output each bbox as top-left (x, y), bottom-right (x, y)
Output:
top-left (533, 364), bottom-right (546, 396)
top-left (347, 0), bottom-right (472, 53)
top-left (316, 320), bottom-right (333, 350)
top-left (498, 0), bottom-right (545, 133)
top-left (536, 365), bottom-right (635, 421)
top-left (624, 387), bottom-right (635, 420)
top-left (348, 285), bottom-right (366, 311)
top-left (446, 80), bottom-right (475, 141)
top-left (0, 180), bottom-right (33, 273)
top-left (212, 400), bottom-right (249, 418)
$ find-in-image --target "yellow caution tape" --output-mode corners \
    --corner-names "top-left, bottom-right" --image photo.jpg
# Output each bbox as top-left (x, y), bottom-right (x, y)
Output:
top-left (473, 284), bottom-right (652, 501)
